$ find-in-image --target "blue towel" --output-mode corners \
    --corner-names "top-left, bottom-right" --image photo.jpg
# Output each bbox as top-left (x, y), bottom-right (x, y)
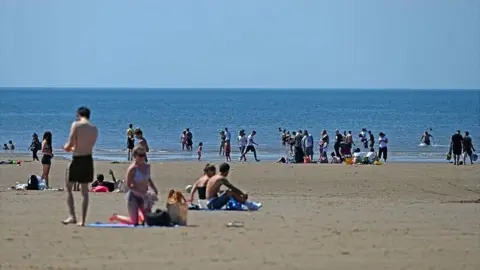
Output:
top-left (188, 198), bottom-right (255, 211)
top-left (86, 222), bottom-right (178, 228)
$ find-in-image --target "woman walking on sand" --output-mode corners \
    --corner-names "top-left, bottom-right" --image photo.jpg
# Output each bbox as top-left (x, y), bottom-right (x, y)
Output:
top-left (29, 133), bottom-right (41, 161)
top-left (41, 131), bottom-right (53, 188)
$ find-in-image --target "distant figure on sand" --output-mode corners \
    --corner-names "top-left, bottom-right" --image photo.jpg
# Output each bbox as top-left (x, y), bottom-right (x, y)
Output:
top-left (62, 107), bottom-right (98, 227)
top-left (125, 146), bottom-right (158, 226)
top-left (420, 131), bottom-right (434, 146)
top-left (450, 130), bottom-right (463, 166)
top-left (462, 131), bottom-right (475, 165)
top-left (126, 124), bottom-right (135, 161)
top-left (41, 131), bottom-right (53, 189)
top-left (206, 163), bottom-right (261, 210)
top-left (378, 132), bottom-right (388, 163)
top-left (29, 133), bottom-right (41, 161)
top-left (219, 131), bottom-right (226, 155)
top-left (8, 140), bottom-right (15, 152)
top-left (240, 131), bottom-right (260, 162)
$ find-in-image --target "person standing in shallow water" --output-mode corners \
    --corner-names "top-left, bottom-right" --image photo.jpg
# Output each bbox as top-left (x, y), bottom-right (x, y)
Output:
top-left (62, 107), bottom-right (98, 227)
top-left (462, 131), bottom-right (475, 165)
top-left (450, 130), bottom-right (463, 166)
top-left (378, 132), bottom-right (388, 163)
top-left (126, 124), bottom-right (135, 161)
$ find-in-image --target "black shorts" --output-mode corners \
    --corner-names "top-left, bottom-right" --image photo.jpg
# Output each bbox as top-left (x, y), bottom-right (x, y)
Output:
top-left (187, 139), bottom-right (193, 146)
top-left (244, 145), bottom-right (256, 153)
top-left (68, 155), bottom-right (94, 183)
top-left (41, 155), bottom-right (52, 165)
top-left (452, 146), bottom-right (462, 155)
top-left (464, 149), bottom-right (473, 156)
top-left (379, 147), bottom-right (388, 160)
top-left (127, 138), bottom-right (134, 150)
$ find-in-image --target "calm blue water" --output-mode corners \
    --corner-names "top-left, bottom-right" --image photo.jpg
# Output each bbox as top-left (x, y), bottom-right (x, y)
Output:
top-left (1, 88), bottom-right (479, 162)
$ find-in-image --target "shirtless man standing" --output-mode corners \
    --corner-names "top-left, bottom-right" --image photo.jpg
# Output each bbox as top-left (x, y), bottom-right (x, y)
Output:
top-left (206, 163), bottom-right (261, 211)
top-left (62, 107), bottom-right (98, 226)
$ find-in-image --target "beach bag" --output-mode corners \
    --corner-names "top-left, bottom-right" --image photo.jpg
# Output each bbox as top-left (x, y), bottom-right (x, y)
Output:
top-left (145, 209), bottom-right (172, 227)
top-left (226, 198), bottom-right (244, 211)
top-left (166, 189), bottom-right (188, 226)
top-left (26, 175), bottom-right (39, 190)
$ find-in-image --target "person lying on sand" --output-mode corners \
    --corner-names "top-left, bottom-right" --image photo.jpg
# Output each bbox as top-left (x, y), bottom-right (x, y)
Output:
top-left (91, 169), bottom-right (121, 192)
top-left (189, 163), bottom-right (216, 203)
top-left (206, 163), bottom-right (261, 211)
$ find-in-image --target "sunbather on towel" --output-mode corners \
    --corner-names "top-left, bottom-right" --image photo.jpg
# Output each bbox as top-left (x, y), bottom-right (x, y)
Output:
top-left (206, 163), bottom-right (261, 211)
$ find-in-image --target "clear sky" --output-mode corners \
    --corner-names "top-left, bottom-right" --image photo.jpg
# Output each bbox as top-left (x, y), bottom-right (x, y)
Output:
top-left (0, 0), bottom-right (479, 89)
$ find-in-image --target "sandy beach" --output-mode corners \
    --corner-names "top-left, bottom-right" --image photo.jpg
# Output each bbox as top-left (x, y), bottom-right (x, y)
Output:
top-left (0, 154), bottom-right (479, 270)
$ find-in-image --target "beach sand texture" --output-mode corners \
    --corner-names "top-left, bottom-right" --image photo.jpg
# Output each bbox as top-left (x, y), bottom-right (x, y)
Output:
top-left (0, 157), bottom-right (479, 270)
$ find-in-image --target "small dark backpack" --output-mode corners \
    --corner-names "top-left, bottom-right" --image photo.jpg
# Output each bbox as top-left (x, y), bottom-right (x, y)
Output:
top-left (145, 209), bottom-right (172, 227)
top-left (26, 175), bottom-right (39, 190)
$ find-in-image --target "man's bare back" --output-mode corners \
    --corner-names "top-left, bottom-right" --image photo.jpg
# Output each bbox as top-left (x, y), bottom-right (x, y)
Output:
top-left (205, 174), bottom-right (226, 200)
top-left (70, 120), bottom-right (98, 156)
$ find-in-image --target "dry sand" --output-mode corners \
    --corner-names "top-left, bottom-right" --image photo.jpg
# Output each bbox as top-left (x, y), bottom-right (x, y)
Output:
top-left (0, 155), bottom-right (479, 270)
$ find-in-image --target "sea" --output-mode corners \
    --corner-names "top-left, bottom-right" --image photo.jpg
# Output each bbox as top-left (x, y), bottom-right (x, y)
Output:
top-left (1, 88), bottom-right (479, 163)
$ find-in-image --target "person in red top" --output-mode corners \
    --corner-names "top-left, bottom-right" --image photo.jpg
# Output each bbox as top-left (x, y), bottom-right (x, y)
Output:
top-left (225, 141), bottom-right (231, 162)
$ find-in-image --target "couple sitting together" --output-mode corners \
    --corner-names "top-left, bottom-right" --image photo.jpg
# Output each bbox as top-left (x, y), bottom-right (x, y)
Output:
top-left (189, 163), bottom-right (262, 211)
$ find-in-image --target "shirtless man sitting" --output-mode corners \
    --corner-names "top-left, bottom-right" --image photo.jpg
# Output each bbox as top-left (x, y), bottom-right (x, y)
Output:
top-left (206, 163), bottom-right (262, 211)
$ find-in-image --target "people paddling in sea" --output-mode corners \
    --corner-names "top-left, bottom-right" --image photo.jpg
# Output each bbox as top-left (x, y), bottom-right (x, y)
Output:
top-left (8, 140), bottom-right (15, 152)
top-left (180, 130), bottom-right (187, 150)
top-left (134, 128), bottom-right (149, 163)
top-left (240, 131), bottom-right (260, 162)
top-left (420, 131), bottom-right (434, 146)
top-left (237, 130), bottom-right (247, 161)
top-left (125, 146), bottom-right (158, 226)
top-left (219, 131), bottom-right (226, 156)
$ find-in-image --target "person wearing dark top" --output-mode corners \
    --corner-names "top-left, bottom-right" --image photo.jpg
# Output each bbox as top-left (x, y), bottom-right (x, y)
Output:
top-left (368, 131), bottom-right (375, 148)
top-left (91, 169), bottom-right (118, 192)
top-left (334, 130), bottom-right (343, 159)
top-left (462, 131), bottom-right (475, 164)
top-left (29, 133), bottom-right (41, 161)
top-left (189, 164), bottom-right (216, 203)
top-left (450, 130), bottom-right (464, 165)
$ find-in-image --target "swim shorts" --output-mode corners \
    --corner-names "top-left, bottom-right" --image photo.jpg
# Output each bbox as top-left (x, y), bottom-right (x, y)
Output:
top-left (41, 155), bottom-right (52, 165)
top-left (68, 155), bottom-right (94, 183)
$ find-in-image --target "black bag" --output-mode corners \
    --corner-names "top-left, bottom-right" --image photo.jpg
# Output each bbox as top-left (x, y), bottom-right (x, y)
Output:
top-left (145, 209), bottom-right (172, 227)
top-left (26, 175), bottom-right (39, 190)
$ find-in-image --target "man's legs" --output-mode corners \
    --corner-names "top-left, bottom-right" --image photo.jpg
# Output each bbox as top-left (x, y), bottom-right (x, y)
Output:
top-left (79, 183), bottom-right (89, 226)
top-left (63, 181), bottom-right (77, 224)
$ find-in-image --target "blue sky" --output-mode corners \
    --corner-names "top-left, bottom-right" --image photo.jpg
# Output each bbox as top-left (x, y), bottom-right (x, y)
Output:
top-left (0, 0), bottom-right (479, 89)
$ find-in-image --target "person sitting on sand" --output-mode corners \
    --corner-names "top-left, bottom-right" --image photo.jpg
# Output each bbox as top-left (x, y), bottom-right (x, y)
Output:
top-left (125, 145), bottom-right (158, 225)
top-left (189, 163), bottom-right (216, 205)
top-left (91, 169), bottom-right (122, 192)
top-left (352, 148), bottom-right (364, 164)
top-left (330, 152), bottom-right (342, 164)
top-left (206, 163), bottom-right (262, 211)
top-left (366, 147), bottom-right (376, 164)
top-left (319, 152), bottom-right (329, 163)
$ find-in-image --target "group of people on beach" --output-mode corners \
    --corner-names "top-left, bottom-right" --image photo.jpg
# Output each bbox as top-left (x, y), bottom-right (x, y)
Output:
top-left (2, 140), bottom-right (15, 152)
top-left (279, 128), bottom-right (389, 164)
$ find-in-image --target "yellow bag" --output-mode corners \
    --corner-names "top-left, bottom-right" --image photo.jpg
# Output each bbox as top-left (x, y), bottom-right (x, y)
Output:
top-left (166, 189), bottom-right (188, 226)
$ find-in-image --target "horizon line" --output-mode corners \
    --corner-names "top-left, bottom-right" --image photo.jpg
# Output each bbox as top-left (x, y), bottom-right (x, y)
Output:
top-left (1, 87), bottom-right (479, 91)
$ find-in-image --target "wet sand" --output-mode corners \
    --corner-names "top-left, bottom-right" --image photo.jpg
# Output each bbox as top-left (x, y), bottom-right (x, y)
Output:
top-left (0, 155), bottom-right (479, 270)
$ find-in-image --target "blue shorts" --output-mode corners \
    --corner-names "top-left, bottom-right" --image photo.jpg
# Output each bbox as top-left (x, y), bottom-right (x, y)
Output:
top-left (207, 192), bottom-right (230, 210)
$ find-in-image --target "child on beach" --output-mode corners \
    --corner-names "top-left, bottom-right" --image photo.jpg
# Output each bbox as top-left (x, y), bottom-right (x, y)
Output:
top-left (330, 152), bottom-right (342, 164)
top-left (197, 142), bottom-right (203, 161)
top-left (225, 141), bottom-right (231, 162)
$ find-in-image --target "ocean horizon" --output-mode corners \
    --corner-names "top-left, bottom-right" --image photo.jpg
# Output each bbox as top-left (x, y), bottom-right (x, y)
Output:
top-left (1, 88), bottom-right (479, 163)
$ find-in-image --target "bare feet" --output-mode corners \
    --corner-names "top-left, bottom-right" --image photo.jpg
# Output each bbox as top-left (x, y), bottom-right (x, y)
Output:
top-left (61, 217), bottom-right (77, 225)
top-left (76, 222), bottom-right (85, 227)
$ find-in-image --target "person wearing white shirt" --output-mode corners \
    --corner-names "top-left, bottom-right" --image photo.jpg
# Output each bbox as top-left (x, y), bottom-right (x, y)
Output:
top-left (378, 132), bottom-right (388, 163)
top-left (224, 127), bottom-right (231, 142)
top-left (240, 131), bottom-right (260, 162)
top-left (366, 148), bottom-right (376, 164)
top-left (237, 130), bottom-right (247, 161)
